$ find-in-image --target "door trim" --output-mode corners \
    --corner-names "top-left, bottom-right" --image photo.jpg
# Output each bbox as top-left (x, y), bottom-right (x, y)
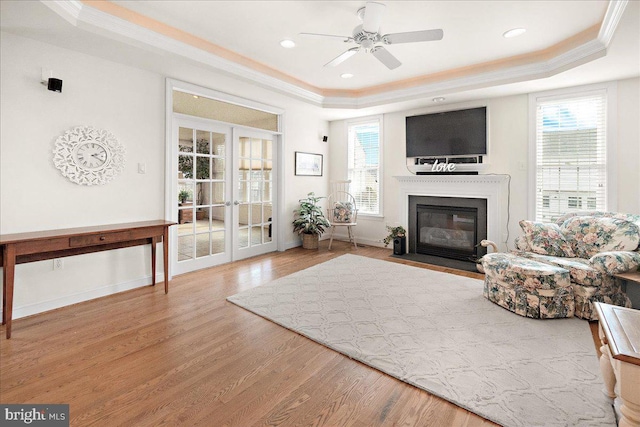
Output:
top-left (166, 78), bottom-right (284, 277)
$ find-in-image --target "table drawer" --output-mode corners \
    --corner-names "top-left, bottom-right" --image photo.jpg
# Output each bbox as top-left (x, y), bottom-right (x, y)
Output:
top-left (70, 230), bottom-right (138, 247)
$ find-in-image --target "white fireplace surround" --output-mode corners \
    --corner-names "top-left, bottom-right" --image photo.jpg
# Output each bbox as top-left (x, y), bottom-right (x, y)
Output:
top-left (394, 175), bottom-right (510, 252)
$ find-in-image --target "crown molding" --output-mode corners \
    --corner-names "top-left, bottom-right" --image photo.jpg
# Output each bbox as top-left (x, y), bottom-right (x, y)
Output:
top-left (599, 0), bottom-right (628, 46)
top-left (41, 0), bottom-right (82, 26)
top-left (42, 0), bottom-right (624, 110)
top-left (42, 1), bottom-right (326, 106)
top-left (323, 39), bottom-right (608, 109)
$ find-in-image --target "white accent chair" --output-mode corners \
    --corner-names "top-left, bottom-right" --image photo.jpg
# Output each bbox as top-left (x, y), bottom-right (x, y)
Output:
top-left (327, 180), bottom-right (358, 250)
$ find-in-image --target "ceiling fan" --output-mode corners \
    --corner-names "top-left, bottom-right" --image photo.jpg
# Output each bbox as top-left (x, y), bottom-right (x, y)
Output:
top-left (300, 1), bottom-right (443, 70)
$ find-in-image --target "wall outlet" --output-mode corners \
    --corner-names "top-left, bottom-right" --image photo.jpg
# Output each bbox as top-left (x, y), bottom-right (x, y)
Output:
top-left (53, 258), bottom-right (63, 270)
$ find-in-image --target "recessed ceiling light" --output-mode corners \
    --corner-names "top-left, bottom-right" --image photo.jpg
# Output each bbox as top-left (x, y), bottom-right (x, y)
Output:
top-left (432, 97), bottom-right (445, 102)
top-left (341, 73), bottom-right (354, 79)
top-left (503, 28), bottom-right (526, 38)
top-left (280, 39), bottom-right (296, 49)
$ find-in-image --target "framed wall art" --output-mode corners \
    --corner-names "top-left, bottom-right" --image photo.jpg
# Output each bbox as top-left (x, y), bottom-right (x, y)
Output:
top-left (295, 152), bottom-right (323, 176)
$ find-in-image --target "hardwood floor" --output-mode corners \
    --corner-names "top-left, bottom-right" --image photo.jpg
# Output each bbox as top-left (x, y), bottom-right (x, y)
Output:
top-left (3, 241), bottom-right (588, 426)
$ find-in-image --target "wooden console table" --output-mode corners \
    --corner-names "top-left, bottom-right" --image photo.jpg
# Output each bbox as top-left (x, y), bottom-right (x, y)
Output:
top-left (1, 220), bottom-right (175, 339)
top-left (595, 302), bottom-right (640, 427)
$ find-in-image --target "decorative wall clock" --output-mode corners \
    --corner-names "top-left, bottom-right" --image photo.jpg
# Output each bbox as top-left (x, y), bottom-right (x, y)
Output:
top-left (53, 126), bottom-right (126, 186)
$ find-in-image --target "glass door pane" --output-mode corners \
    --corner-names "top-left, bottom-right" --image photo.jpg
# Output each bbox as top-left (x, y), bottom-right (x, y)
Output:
top-left (172, 118), bottom-right (277, 274)
top-left (234, 132), bottom-right (276, 260)
top-left (174, 118), bottom-right (231, 275)
top-left (178, 126), bottom-right (196, 262)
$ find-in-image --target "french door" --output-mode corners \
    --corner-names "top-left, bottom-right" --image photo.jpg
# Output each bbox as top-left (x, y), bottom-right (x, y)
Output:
top-left (233, 129), bottom-right (277, 260)
top-left (171, 116), bottom-right (278, 275)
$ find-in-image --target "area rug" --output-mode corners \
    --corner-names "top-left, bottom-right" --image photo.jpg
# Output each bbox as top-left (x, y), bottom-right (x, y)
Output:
top-left (227, 254), bottom-right (615, 427)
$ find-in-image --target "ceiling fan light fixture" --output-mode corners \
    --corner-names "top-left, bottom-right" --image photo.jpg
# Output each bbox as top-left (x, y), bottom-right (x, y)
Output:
top-left (308, 2), bottom-right (443, 70)
top-left (341, 73), bottom-right (354, 79)
top-left (280, 39), bottom-right (296, 48)
top-left (503, 28), bottom-right (526, 38)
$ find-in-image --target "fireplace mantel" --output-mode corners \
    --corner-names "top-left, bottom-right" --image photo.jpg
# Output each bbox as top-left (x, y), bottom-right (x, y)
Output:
top-left (394, 174), bottom-right (510, 251)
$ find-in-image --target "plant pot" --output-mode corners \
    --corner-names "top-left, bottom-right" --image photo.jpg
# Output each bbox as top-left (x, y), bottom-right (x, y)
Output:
top-left (302, 233), bottom-right (319, 249)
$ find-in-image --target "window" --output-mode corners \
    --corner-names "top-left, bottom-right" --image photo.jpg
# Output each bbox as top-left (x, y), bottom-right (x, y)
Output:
top-left (347, 117), bottom-right (382, 216)
top-left (567, 196), bottom-right (582, 209)
top-left (531, 86), bottom-right (614, 222)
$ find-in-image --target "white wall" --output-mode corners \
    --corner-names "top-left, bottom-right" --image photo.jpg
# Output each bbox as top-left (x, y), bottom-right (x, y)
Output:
top-left (616, 78), bottom-right (640, 214)
top-left (328, 77), bottom-right (640, 248)
top-left (0, 31), bottom-right (328, 319)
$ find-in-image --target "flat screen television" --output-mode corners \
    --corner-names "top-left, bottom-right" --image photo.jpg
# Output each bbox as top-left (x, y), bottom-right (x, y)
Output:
top-left (406, 107), bottom-right (487, 157)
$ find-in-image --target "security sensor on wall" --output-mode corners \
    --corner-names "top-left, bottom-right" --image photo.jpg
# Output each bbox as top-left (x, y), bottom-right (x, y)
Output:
top-left (41, 68), bottom-right (63, 93)
top-left (47, 78), bottom-right (63, 92)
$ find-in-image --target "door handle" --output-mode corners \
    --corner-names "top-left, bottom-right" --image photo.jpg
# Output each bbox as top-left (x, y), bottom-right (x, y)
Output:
top-left (225, 201), bottom-right (231, 206)
top-left (234, 201), bottom-right (240, 205)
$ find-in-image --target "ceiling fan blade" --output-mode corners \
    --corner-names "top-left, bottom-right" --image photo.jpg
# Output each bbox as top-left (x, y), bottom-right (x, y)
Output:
top-left (372, 46), bottom-right (401, 70)
top-left (383, 29), bottom-right (444, 44)
top-left (300, 32), bottom-right (353, 42)
top-left (324, 47), bottom-right (359, 67)
top-left (362, 2), bottom-right (386, 33)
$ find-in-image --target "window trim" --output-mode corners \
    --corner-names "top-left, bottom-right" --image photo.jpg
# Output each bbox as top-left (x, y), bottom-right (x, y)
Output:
top-left (527, 82), bottom-right (617, 220)
top-left (346, 115), bottom-right (384, 218)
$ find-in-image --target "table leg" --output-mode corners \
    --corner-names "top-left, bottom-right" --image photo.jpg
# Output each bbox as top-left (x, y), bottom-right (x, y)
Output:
top-left (619, 399), bottom-right (640, 427)
top-left (599, 344), bottom-right (617, 400)
top-left (598, 325), bottom-right (617, 400)
top-left (151, 236), bottom-right (158, 286)
top-left (618, 363), bottom-right (640, 427)
top-left (3, 244), bottom-right (16, 339)
top-left (163, 226), bottom-right (169, 294)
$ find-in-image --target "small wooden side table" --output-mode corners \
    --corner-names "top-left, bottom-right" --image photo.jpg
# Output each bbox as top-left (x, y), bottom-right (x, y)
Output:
top-left (595, 302), bottom-right (640, 427)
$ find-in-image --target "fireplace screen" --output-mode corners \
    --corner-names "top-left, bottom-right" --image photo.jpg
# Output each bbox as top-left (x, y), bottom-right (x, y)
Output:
top-left (416, 205), bottom-right (478, 261)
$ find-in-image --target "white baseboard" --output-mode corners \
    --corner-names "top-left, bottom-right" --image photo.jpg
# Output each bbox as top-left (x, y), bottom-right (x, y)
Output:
top-left (329, 234), bottom-right (388, 249)
top-left (283, 234), bottom-right (330, 250)
top-left (1, 273), bottom-right (164, 321)
top-left (283, 239), bottom-right (302, 251)
top-left (284, 235), bottom-right (388, 250)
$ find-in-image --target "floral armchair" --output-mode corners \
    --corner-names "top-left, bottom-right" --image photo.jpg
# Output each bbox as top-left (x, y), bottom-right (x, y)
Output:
top-left (512, 211), bottom-right (640, 320)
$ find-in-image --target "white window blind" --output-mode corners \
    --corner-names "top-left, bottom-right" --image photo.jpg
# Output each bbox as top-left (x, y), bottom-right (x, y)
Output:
top-left (534, 91), bottom-right (607, 222)
top-left (348, 120), bottom-right (381, 215)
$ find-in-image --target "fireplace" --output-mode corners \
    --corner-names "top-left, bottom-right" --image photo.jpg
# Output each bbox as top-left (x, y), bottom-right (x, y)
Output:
top-left (417, 205), bottom-right (477, 261)
top-left (408, 196), bottom-right (487, 268)
top-left (394, 175), bottom-right (508, 270)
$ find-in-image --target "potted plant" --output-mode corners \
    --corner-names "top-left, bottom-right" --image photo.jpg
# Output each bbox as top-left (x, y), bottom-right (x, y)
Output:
top-left (178, 189), bottom-right (194, 224)
top-left (178, 189), bottom-right (192, 205)
top-left (383, 225), bottom-right (406, 255)
top-left (292, 192), bottom-right (330, 249)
